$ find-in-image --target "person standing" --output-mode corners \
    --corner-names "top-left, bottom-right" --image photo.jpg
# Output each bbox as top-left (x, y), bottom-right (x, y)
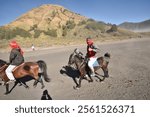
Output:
top-left (31, 44), bottom-right (35, 51)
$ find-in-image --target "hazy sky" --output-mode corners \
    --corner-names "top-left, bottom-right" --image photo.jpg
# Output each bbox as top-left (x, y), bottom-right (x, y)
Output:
top-left (0, 0), bottom-right (150, 26)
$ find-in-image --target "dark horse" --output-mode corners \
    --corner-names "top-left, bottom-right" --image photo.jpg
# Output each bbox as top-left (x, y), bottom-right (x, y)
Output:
top-left (0, 59), bottom-right (50, 94)
top-left (68, 48), bottom-right (110, 89)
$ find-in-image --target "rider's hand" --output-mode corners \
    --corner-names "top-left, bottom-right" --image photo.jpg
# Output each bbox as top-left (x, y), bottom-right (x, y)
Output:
top-left (88, 48), bottom-right (93, 51)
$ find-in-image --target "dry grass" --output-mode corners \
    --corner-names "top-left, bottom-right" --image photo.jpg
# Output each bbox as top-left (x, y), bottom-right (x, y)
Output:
top-left (0, 32), bottom-right (148, 53)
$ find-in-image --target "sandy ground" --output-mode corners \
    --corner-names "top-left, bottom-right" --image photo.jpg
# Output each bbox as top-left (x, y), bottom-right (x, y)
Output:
top-left (0, 38), bottom-right (150, 100)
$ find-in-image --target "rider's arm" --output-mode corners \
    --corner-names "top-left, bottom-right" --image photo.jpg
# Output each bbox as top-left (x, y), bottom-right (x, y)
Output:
top-left (90, 44), bottom-right (99, 52)
top-left (9, 49), bottom-right (17, 63)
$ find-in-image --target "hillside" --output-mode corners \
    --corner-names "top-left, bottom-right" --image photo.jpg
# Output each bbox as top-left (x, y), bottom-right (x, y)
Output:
top-left (118, 19), bottom-right (150, 32)
top-left (5, 4), bottom-right (87, 37)
top-left (0, 4), bottom-right (143, 49)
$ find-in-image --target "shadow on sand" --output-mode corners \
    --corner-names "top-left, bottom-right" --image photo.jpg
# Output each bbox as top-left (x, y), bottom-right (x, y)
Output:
top-left (60, 65), bottom-right (80, 86)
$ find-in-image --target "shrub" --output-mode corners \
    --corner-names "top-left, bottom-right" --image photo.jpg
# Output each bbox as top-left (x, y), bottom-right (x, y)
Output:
top-left (14, 27), bottom-right (32, 38)
top-left (78, 20), bottom-right (87, 26)
top-left (85, 21), bottom-right (105, 32)
top-left (44, 29), bottom-right (57, 37)
top-left (62, 26), bottom-right (67, 36)
top-left (0, 27), bottom-right (31, 39)
top-left (34, 29), bottom-right (43, 38)
top-left (66, 20), bottom-right (76, 29)
top-left (29, 24), bottom-right (38, 31)
top-left (87, 18), bottom-right (95, 22)
top-left (107, 24), bottom-right (118, 33)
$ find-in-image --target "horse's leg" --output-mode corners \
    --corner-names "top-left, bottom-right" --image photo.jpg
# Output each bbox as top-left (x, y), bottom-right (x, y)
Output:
top-left (5, 81), bottom-right (19, 94)
top-left (39, 74), bottom-right (45, 89)
top-left (33, 73), bottom-right (45, 89)
top-left (103, 67), bottom-right (109, 78)
top-left (95, 71), bottom-right (103, 82)
top-left (5, 83), bottom-right (9, 95)
top-left (87, 72), bottom-right (93, 83)
top-left (31, 73), bottom-right (40, 88)
top-left (73, 76), bottom-right (82, 89)
top-left (77, 76), bottom-right (82, 88)
top-left (33, 79), bottom-right (45, 89)
top-left (39, 79), bottom-right (45, 89)
top-left (100, 67), bottom-right (109, 81)
top-left (17, 80), bottom-right (29, 89)
top-left (33, 80), bottom-right (38, 88)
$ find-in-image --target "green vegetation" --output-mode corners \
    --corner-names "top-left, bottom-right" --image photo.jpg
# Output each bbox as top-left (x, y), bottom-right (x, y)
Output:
top-left (29, 24), bottom-right (38, 31)
top-left (85, 20), bottom-right (105, 32)
top-left (62, 26), bottom-right (67, 36)
top-left (78, 20), bottom-right (86, 26)
top-left (61, 20), bottom-right (76, 36)
top-left (44, 29), bottom-right (57, 37)
top-left (34, 29), bottom-right (43, 38)
top-left (66, 20), bottom-right (76, 29)
top-left (0, 27), bottom-right (31, 40)
top-left (107, 24), bottom-right (118, 33)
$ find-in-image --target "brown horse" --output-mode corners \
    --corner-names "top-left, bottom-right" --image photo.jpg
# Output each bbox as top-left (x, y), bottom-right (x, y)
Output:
top-left (68, 48), bottom-right (110, 89)
top-left (0, 59), bottom-right (50, 94)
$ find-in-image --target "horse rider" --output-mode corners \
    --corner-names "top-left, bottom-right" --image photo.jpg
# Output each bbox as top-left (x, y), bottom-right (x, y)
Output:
top-left (5, 40), bottom-right (24, 84)
top-left (86, 37), bottom-right (99, 77)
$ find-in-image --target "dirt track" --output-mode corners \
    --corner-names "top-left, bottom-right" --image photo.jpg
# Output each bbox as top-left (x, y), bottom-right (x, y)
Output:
top-left (0, 38), bottom-right (150, 100)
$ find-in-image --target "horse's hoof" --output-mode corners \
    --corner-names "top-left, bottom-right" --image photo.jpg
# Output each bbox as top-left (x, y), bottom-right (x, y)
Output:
top-left (25, 86), bottom-right (29, 89)
top-left (4, 92), bottom-right (10, 95)
top-left (95, 79), bottom-right (102, 82)
top-left (73, 86), bottom-right (80, 90)
top-left (104, 75), bottom-right (109, 78)
top-left (18, 83), bottom-right (22, 86)
top-left (33, 84), bottom-right (37, 88)
top-left (88, 80), bottom-right (93, 83)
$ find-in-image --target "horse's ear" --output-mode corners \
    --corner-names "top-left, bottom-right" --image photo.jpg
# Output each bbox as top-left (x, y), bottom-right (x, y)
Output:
top-left (74, 48), bottom-right (77, 52)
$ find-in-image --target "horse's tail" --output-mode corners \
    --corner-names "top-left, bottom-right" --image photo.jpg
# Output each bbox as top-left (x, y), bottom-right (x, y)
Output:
top-left (104, 52), bottom-right (110, 58)
top-left (104, 52), bottom-right (111, 62)
top-left (37, 60), bottom-right (50, 82)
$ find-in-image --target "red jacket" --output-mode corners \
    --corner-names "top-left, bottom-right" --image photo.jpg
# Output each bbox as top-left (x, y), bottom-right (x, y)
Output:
top-left (87, 44), bottom-right (97, 58)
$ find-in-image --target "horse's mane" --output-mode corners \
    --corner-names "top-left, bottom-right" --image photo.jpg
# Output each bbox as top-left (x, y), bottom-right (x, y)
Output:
top-left (0, 59), bottom-right (7, 67)
top-left (75, 54), bottom-right (84, 62)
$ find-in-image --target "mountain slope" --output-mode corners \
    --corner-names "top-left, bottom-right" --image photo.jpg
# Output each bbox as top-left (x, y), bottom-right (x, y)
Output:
top-left (0, 4), bottom-right (140, 42)
top-left (7, 4), bottom-right (86, 29)
top-left (118, 19), bottom-right (150, 32)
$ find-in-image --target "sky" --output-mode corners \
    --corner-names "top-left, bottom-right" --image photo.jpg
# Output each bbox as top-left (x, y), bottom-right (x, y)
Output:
top-left (0, 0), bottom-right (150, 26)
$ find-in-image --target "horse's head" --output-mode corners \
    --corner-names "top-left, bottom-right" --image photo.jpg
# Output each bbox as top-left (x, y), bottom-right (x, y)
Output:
top-left (0, 59), bottom-right (7, 67)
top-left (68, 48), bottom-right (84, 66)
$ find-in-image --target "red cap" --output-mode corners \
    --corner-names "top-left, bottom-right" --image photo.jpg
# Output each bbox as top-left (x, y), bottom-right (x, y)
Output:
top-left (9, 40), bottom-right (19, 49)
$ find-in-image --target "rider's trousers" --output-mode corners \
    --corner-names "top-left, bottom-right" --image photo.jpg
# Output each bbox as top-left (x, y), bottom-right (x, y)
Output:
top-left (5, 65), bottom-right (16, 80)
